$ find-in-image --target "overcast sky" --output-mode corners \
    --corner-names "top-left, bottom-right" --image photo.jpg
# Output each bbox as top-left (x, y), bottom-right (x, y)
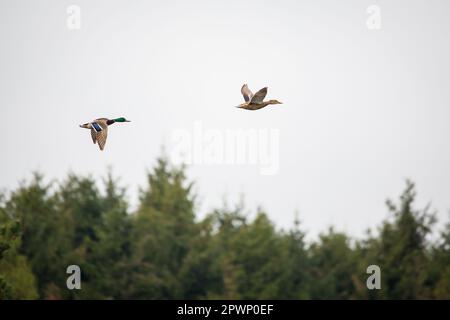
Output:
top-left (1, 0), bottom-right (449, 240)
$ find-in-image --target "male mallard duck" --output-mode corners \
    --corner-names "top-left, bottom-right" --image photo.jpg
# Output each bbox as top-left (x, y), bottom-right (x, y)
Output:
top-left (79, 117), bottom-right (130, 151)
top-left (236, 84), bottom-right (283, 110)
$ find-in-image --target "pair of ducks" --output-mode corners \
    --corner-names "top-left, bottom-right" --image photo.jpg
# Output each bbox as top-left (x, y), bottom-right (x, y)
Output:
top-left (80, 84), bottom-right (282, 150)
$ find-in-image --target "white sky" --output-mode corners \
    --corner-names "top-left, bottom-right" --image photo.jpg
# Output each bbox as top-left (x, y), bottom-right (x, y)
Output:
top-left (1, 0), bottom-right (449, 240)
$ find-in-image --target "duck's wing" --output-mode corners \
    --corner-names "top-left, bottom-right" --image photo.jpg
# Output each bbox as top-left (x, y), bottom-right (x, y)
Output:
top-left (90, 129), bottom-right (97, 144)
top-left (241, 84), bottom-right (253, 102)
top-left (96, 128), bottom-right (108, 150)
top-left (250, 87), bottom-right (268, 104)
top-left (91, 120), bottom-right (108, 151)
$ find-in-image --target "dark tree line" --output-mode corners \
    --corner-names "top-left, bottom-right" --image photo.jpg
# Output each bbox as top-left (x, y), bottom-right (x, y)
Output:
top-left (0, 156), bottom-right (449, 299)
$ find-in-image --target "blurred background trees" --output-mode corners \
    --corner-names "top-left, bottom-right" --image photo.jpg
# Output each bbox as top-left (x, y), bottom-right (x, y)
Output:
top-left (0, 157), bottom-right (449, 299)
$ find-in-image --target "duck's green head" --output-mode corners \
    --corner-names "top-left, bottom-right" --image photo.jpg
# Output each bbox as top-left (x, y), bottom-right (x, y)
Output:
top-left (114, 117), bottom-right (131, 123)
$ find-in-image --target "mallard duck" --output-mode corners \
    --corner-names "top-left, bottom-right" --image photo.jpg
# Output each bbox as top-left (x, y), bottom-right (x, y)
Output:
top-left (79, 117), bottom-right (130, 151)
top-left (236, 84), bottom-right (283, 110)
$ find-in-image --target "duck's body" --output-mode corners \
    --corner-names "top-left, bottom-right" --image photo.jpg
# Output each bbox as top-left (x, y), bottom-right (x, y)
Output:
top-left (236, 84), bottom-right (282, 110)
top-left (79, 117), bottom-right (130, 151)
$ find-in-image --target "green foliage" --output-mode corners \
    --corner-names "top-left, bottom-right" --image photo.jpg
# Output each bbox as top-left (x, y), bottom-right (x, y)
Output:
top-left (0, 202), bottom-right (38, 299)
top-left (429, 220), bottom-right (450, 299)
top-left (0, 160), bottom-right (449, 300)
top-left (127, 157), bottom-right (197, 299)
top-left (309, 228), bottom-right (358, 299)
top-left (355, 181), bottom-right (437, 299)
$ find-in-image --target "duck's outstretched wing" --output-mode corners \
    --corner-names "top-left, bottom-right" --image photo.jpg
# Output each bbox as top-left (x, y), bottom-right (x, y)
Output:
top-left (91, 120), bottom-right (108, 151)
top-left (250, 87), bottom-right (268, 104)
top-left (241, 84), bottom-right (253, 102)
top-left (96, 128), bottom-right (108, 150)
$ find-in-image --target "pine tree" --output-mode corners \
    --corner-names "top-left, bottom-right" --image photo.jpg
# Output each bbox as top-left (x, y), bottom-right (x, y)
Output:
top-left (309, 228), bottom-right (357, 299)
top-left (127, 157), bottom-right (197, 298)
top-left (3, 174), bottom-right (69, 298)
top-left (0, 198), bottom-right (38, 299)
top-left (361, 180), bottom-right (435, 299)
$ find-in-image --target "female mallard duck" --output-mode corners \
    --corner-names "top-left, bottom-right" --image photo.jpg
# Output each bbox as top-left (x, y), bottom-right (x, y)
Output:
top-left (236, 84), bottom-right (283, 110)
top-left (79, 117), bottom-right (130, 151)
